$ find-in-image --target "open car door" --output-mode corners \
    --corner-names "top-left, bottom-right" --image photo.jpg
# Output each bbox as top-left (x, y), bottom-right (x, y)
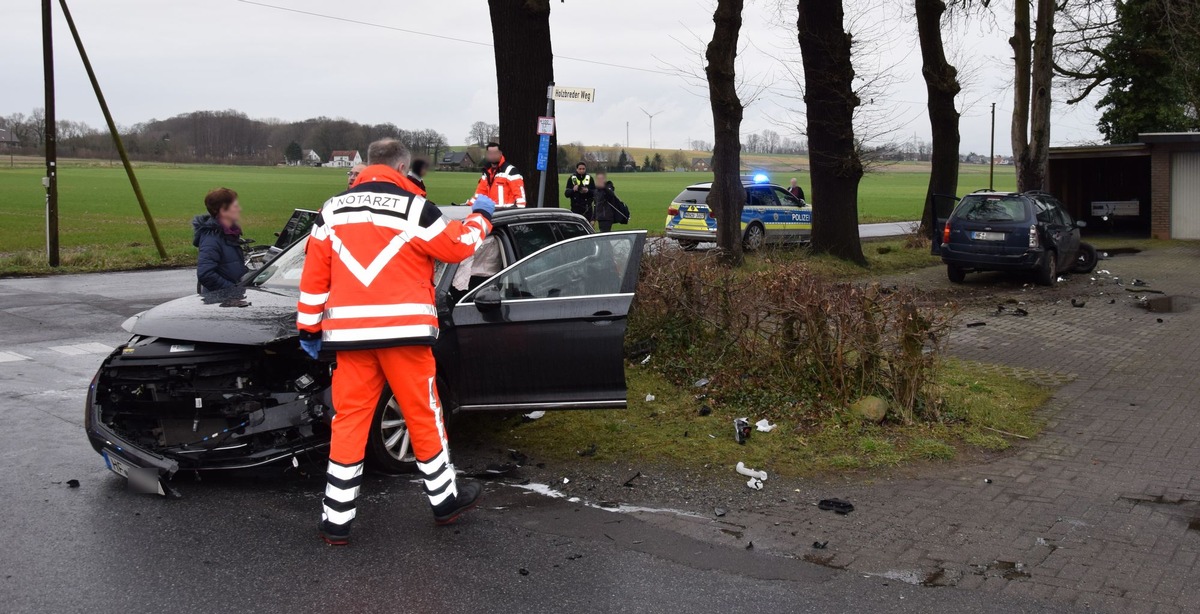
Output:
top-left (441, 231), bottom-right (647, 412)
top-left (929, 194), bottom-right (959, 255)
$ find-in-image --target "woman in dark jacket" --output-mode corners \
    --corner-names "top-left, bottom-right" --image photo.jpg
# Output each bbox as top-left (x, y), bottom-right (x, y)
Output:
top-left (592, 171), bottom-right (630, 233)
top-left (192, 187), bottom-right (249, 292)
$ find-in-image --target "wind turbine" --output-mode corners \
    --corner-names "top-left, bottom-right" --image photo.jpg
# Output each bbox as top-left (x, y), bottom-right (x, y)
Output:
top-left (640, 107), bottom-right (663, 150)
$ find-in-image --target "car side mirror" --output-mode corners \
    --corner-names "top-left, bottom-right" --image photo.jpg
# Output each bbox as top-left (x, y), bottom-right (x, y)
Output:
top-left (474, 286), bottom-right (502, 312)
top-left (1076, 220), bottom-right (1087, 228)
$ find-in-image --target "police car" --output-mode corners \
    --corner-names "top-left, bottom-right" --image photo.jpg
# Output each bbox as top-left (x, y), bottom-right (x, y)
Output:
top-left (664, 175), bottom-right (812, 250)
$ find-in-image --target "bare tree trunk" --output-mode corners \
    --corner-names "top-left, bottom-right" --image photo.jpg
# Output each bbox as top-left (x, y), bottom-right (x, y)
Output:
top-left (1027, 0), bottom-right (1055, 191)
top-left (705, 0), bottom-right (745, 266)
top-left (915, 0), bottom-right (960, 237)
top-left (797, 0), bottom-right (866, 264)
top-left (488, 0), bottom-right (558, 207)
top-left (1011, 0), bottom-right (1054, 191)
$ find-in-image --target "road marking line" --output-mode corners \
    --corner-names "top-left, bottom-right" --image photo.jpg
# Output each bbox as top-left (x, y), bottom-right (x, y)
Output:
top-left (50, 345), bottom-right (90, 356)
top-left (0, 351), bottom-right (31, 363)
top-left (49, 343), bottom-right (114, 356)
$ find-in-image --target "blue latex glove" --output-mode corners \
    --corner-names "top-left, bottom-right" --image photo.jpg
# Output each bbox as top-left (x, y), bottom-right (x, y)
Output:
top-left (300, 338), bottom-right (322, 360)
top-left (471, 195), bottom-right (496, 217)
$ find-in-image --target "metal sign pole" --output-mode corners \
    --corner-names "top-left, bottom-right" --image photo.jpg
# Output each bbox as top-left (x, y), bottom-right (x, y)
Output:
top-left (536, 81), bottom-right (555, 209)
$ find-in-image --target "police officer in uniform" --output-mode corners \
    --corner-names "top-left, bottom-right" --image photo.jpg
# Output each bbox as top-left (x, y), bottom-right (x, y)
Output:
top-left (564, 161), bottom-right (594, 220)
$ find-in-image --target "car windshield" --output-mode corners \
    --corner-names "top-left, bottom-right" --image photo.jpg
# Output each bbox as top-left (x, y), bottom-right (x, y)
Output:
top-left (252, 240), bottom-right (447, 291)
top-left (674, 188), bottom-right (710, 205)
top-left (956, 195), bottom-right (1027, 222)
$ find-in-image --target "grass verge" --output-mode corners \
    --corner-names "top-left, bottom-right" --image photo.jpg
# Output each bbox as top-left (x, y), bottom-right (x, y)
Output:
top-left (453, 358), bottom-right (1052, 477)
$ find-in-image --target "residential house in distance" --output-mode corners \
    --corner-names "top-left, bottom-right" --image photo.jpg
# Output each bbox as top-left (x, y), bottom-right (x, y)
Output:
top-left (301, 149), bottom-right (322, 166)
top-left (438, 150), bottom-right (476, 171)
top-left (0, 127), bottom-right (18, 148)
top-left (327, 150), bottom-right (362, 168)
top-left (692, 157), bottom-right (712, 171)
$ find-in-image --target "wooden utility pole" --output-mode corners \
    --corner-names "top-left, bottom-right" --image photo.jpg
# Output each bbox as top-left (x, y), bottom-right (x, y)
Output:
top-left (58, 0), bottom-right (167, 259)
top-left (42, 0), bottom-right (59, 267)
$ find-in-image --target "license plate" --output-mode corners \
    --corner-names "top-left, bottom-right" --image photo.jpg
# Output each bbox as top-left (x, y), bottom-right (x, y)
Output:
top-left (682, 211), bottom-right (707, 219)
top-left (971, 231), bottom-right (1004, 241)
top-left (103, 450), bottom-right (132, 478)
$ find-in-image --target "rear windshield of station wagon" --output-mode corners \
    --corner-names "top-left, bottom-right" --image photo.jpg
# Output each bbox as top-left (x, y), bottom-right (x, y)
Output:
top-left (955, 195), bottom-right (1028, 223)
top-left (673, 189), bottom-right (711, 205)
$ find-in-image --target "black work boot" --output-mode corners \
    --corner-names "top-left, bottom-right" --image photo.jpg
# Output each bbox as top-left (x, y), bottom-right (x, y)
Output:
top-left (318, 459), bottom-right (362, 546)
top-left (432, 481), bottom-right (482, 526)
top-left (318, 519), bottom-right (351, 546)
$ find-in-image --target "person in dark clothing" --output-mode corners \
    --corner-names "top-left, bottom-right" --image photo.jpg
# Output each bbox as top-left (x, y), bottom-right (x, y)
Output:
top-left (592, 171), bottom-right (630, 233)
top-left (192, 187), bottom-right (249, 292)
top-left (788, 178), bottom-right (806, 202)
top-left (564, 162), bottom-right (594, 220)
top-left (408, 158), bottom-right (429, 194)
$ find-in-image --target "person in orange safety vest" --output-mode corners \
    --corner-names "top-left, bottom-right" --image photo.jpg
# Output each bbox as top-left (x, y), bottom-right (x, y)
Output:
top-left (467, 141), bottom-right (526, 209)
top-left (297, 138), bottom-right (496, 545)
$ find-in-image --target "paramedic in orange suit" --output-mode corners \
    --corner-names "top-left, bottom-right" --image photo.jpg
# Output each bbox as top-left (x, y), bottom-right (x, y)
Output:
top-left (296, 138), bottom-right (496, 545)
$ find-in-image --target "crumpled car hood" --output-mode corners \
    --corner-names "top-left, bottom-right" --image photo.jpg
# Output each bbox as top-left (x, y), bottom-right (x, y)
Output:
top-left (123, 286), bottom-right (300, 346)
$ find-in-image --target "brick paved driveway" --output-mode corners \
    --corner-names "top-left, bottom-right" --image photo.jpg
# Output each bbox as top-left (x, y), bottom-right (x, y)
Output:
top-left (635, 245), bottom-right (1200, 613)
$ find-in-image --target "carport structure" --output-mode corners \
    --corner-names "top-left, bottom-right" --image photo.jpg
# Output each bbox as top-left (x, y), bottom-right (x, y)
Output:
top-left (1048, 132), bottom-right (1200, 239)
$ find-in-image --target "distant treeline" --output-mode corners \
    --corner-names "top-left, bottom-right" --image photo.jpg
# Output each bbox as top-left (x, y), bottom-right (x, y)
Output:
top-left (0, 109), bottom-right (451, 166)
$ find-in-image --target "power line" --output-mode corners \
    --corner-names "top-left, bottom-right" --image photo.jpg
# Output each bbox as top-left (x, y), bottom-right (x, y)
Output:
top-left (235, 0), bottom-right (679, 76)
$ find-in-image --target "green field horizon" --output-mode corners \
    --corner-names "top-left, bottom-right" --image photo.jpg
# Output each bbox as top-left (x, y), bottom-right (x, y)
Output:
top-left (0, 159), bottom-right (1016, 273)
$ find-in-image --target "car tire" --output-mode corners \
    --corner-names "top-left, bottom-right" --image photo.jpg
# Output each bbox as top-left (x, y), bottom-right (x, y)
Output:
top-left (365, 388), bottom-right (417, 474)
top-left (1035, 249), bottom-right (1058, 286)
top-left (742, 223), bottom-right (766, 251)
top-left (1071, 242), bottom-right (1097, 274)
top-left (947, 264), bottom-right (966, 284)
top-left (677, 239), bottom-right (700, 251)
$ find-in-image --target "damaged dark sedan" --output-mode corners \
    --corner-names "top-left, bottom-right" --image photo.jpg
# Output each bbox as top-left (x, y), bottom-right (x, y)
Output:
top-left (85, 207), bottom-right (646, 494)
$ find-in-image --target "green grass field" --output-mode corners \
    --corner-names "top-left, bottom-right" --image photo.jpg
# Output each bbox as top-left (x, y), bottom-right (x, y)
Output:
top-left (0, 159), bottom-right (1015, 274)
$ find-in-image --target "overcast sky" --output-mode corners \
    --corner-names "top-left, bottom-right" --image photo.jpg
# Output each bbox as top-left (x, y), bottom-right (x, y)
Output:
top-left (3, 0), bottom-right (1105, 156)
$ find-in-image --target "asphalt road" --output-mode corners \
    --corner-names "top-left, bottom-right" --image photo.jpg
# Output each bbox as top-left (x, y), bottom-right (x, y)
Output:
top-left (0, 269), bottom-right (1087, 614)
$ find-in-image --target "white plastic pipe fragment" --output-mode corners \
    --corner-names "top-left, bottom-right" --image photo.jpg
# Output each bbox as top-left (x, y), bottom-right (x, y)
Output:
top-left (736, 461), bottom-right (768, 481)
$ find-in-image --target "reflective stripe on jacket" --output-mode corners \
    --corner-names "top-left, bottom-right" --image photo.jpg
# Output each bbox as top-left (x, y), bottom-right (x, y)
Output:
top-left (297, 165), bottom-right (492, 350)
top-left (469, 156), bottom-right (526, 208)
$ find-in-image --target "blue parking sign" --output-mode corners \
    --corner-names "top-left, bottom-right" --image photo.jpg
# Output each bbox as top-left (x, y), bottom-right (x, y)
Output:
top-left (536, 134), bottom-right (550, 171)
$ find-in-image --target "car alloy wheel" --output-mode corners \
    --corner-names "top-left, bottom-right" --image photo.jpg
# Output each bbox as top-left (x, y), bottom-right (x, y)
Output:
top-left (379, 396), bottom-right (415, 463)
top-left (743, 224), bottom-right (765, 251)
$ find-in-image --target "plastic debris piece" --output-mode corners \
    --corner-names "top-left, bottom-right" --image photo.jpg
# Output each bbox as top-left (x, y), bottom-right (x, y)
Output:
top-left (1133, 279), bottom-right (1149, 287)
top-left (1097, 269), bottom-right (1110, 275)
top-left (522, 410), bottom-right (546, 422)
top-left (1071, 299), bottom-right (1086, 308)
top-left (509, 449), bottom-right (528, 465)
top-left (813, 541), bottom-right (828, 549)
top-left (645, 394), bottom-right (656, 402)
top-left (734, 418), bottom-right (752, 444)
top-left (745, 541), bottom-right (754, 550)
top-left (736, 461), bottom-right (768, 481)
top-left (755, 419), bottom-right (777, 433)
top-left (1013, 308), bottom-right (1029, 317)
top-left (519, 568), bottom-right (530, 576)
top-left (66, 479), bottom-right (80, 488)
top-left (562, 477), bottom-right (570, 484)
top-left (694, 377), bottom-right (710, 388)
top-left (966, 321), bottom-right (986, 328)
top-left (817, 498), bottom-right (854, 515)
top-left (1036, 537), bottom-right (1050, 547)
top-left (984, 478), bottom-right (992, 484)
top-left (698, 405), bottom-right (712, 417)
top-left (1056, 276), bottom-right (1066, 283)
top-left (640, 354), bottom-right (652, 365)
top-left (746, 478), bottom-right (764, 490)
top-left (577, 444), bottom-right (597, 457)
top-left (622, 471), bottom-right (641, 487)
top-left (714, 507), bottom-right (727, 517)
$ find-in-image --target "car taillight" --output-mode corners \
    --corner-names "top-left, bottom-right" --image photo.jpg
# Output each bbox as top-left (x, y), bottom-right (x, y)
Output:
top-left (708, 209), bottom-right (716, 219)
top-left (1028, 225), bottom-right (1039, 248)
top-left (667, 204), bottom-right (679, 216)
top-left (942, 222), bottom-right (951, 244)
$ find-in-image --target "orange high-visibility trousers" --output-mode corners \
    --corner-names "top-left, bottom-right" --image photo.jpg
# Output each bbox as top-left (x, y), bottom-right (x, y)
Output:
top-left (321, 345), bottom-right (458, 533)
